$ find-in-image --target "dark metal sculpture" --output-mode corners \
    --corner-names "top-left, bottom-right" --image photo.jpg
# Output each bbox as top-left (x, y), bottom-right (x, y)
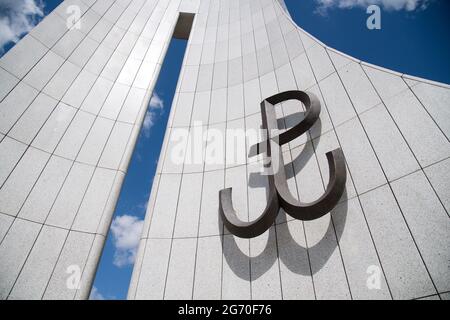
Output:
top-left (219, 90), bottom-right (347, 238)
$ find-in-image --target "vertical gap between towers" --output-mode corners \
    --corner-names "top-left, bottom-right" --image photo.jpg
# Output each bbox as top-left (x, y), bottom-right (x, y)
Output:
top-left (91, 12), bottom-right (194, 300)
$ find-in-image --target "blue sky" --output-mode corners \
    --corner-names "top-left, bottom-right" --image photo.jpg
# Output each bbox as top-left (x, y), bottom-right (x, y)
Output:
top-left (0, 0), bottom-right (449, 300)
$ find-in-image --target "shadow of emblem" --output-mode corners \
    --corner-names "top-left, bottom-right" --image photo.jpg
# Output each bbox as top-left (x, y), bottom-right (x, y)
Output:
top-left (219, 90), bottom-right (347, 238)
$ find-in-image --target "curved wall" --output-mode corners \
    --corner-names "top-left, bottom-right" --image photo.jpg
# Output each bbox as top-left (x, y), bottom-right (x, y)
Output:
top-left (129, 0), bottom-right (450, 300)
top-left (0, 0), bottom-right (449, 300)
top-left (0, 0), bottom-right (184, 299)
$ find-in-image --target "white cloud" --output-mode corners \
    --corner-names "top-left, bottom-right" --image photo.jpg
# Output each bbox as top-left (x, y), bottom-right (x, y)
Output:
top-left (142, 92), bottom-right (165, 137)
top-left (142, 110), bottom-right (156, 137)
top-left (315, 0), bottom-right (430, 14)
top-left (110, 215), bottom-right (144, 268)
top-left (136, 200), bottom-right (149, 213)
top-left (89, 286), bottom-right (105, 300)
top-left (149, 92), bottom-right (164, 110)
top-left (0, 0), bottom-right (44, 53)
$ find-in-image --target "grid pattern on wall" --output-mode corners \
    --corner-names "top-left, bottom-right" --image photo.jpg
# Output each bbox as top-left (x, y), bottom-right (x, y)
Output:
top-left (0, 0), bottom-right (449, 300)
top-left (0, 0), bottom-right (194, 299)
top-left (128, 0), bottom-right (450, 300)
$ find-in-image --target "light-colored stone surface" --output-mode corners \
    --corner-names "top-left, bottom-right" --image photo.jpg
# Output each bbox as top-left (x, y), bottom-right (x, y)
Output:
top-left (319, 72), bottom-right (356, 127)
top-left (0, 68), bottom-right (18, 102)
top-left (8, 225), bottom-right (67, 300)
top-left (0, 212), bottom-right (13, 243)
top-left (391, 171), bottom-right (450, 293)
top-left (440, 292), bottom-right (450, 300)
top-left (164, 238), bottom-right (197, 299)
top-left (0, 137), bottom-right (27, 187)
top-left (45, 162), bottom-right (95, 229)
top-left (332, 198), bottom-right (390, 299)
top-left (250, 228), bottom-right (282, 299)
top-left (1, 0), bottom-right (449, 300)
top-left (0, 218), bottom-right (41, 299)
top-left (335, 117), bottom-right (386, 194)
top-left (18, 156), bottom-right (72, 223)
top-left (8, 94), bottom-right (58, 144)
top-left (133, 238), bottom-right (171, 300)
top-left (417, 294), bottom-right (440, 300)
top-left (222, 234), bottom-right (251, 299)
top-left (31, 102), bottom-right (77, 153)
top-left (198, 170), bottom-right (224, 237)
top-left (424, 158), bottom-right (450, 213)
top-left (277, 219), bottom-right (315, 300)
top-left (43, 230), bottom-right (95, 300)
top-left (146, 173), bottom-right (182, 238)
top-left (173, 172), bottom-right (203, 238)
top-left (359, 104), bottom-right (420, 182)
top-left (410, 81), bottom-right (450, 139)
top-left (72, 168), bottom-right (117, 233)
top-left (359, 185), bottom-right (436, 299)
top-left (0, 34), bottom-right (47, 79)
top-left (0, 82), bottom-right (39, 134)
top-left (304, 214), bottom-right (351, 300)
top-left (383, 90), bottom-right (450, 167)
top-left (193, 235), bottom-right (223, 299)
top-left (0, 147), bottom-right (50, 216)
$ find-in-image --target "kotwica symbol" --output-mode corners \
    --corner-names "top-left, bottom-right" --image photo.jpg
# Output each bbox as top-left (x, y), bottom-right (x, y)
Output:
top-left (219, 90), bottom-right (347, 238)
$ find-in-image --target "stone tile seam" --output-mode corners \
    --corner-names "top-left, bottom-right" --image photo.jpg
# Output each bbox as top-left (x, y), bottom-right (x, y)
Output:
top-left (190, 9), bottom-right (224, 301)
top-left (402, 77), bottom-right (449, 143)
top-left (271, 0), bottom-right (450, 89)
top-left (283, 21), bottom-right (355, 299)
top-left (0, 0), bottom-right (147, 174)
top-left (0, 0), bottom-right (166, 111)
top-left (124, 0), bottom-right (179, 298)
top-left (264, 17), bottom-right (308, 300)
top-left (168, 64), bottom-right (421, 129)
top-left (161, 29), bottom-right (197, 304)
top-left (0, 0), bottom-right (114, 86)
top-left (1, 0), bottom-right (149, 300)
top-left (3, 26), bottom-right (435, 130)
top-left (0, 137), bottom-right (129, 174)
top-left (326, 48), bottom-right (399, 299)
top-left (130, 0), bottom-right (190, 300)
top-left (0, 0), bottom-right (156, 194)
top-left (158, 97), bottom-right (406, 176)
top-left (3, 0), bottom-right (171, 181)
top-left (55, 0), bottom-right (155, 38)
top-left (151, 153), bottom-right (450, 209)
top-left (341, 54), bottom-right (442, 296)
top-left (359, 60), bottom-right (450, 220)
top-left (0, 0), bottom-right (135, 244)
top-left (0, 61), bottom-right (419, 156)
top-left (40, 5), bottom-right (296, 57)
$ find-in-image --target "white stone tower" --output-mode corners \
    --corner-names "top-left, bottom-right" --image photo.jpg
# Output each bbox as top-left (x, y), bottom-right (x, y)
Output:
top-left (0, 0), bottom-right (449, 300)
